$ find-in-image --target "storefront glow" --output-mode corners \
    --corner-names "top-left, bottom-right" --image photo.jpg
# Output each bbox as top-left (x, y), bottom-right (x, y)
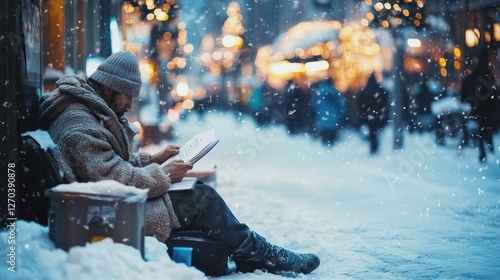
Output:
top-left (304, 60), bottom-right (329, 72)
top-left (407, 38), bottom-right (422, 48)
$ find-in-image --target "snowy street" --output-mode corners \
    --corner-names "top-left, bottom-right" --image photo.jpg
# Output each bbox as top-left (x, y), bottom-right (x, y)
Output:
top-left (1, 111), bottom-right (499, 280)
top-left (145, 112), bottom-right (500, 279)
top-left (1, 0), bottom-right (500, 279)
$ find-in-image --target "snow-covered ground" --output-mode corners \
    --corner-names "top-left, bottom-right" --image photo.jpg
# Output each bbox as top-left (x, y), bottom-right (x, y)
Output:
top-left (2, 111), bottom-right (499, 280)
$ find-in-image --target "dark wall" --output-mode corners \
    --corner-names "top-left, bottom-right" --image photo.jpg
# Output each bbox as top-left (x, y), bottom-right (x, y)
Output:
top-left (0, 0), bottom-right (42, 228)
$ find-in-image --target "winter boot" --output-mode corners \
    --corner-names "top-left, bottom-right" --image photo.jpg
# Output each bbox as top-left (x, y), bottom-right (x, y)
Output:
top-left (231, 231), bottom-right (320, 275)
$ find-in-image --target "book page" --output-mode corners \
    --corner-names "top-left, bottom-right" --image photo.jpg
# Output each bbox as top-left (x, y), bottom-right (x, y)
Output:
top-left (162, 129), bottom-right (218, 167)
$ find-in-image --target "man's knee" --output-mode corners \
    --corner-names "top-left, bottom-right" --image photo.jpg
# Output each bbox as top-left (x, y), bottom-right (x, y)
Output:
top-left (190, 184), bottom-right (220, 206)
top-left (173, 184), bottom-right (219, 219)
top-left (194, 183), bottom-right (218, 197)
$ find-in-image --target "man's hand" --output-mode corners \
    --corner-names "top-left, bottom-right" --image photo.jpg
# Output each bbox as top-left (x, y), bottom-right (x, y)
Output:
top-left (186, 169), bottom-right (216, 179)
top-left (150, 145), bottom-right (181, 164)
top-left (163, 160), bottom-right (193, 183)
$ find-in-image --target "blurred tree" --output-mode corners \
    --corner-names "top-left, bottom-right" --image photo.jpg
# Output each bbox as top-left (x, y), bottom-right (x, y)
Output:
top-left (199, 1), bottom-right (247, 110)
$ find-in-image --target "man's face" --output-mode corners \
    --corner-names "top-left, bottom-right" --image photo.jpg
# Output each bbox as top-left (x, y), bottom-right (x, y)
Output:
top-left (108, 91), bottom-right (133, 117)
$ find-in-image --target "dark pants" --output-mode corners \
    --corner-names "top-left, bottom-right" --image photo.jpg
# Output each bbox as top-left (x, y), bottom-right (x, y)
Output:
top-left (478, 122), bottom-right (494, 162)
top-left (169, 183), bottom-right (251, 248)
top-left (319, 129), bottom-right (338, 145)
top-left (368, 126), bottom-right (379, 154)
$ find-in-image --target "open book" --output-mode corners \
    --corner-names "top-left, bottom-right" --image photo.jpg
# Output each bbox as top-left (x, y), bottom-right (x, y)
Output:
top-left (168, 177), bottom-right (198, 192)
top-left (163, 129), bottom-right (219, 191)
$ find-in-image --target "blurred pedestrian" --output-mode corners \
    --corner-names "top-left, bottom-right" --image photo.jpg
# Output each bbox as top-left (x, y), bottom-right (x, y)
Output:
top-left (460, 46), bottom-right (500, 162)
top-left (310, 77), bottom-right (347, 145)
top-left (416, 76), bottom-right (434, 116)
top-left (248, 80), bottom-right (277, 126)
top-left (284, 74), bottom-right (312, 134)
top-left (358, 73), bottom-right (389, 154)
top-left (410, 75), bottom-right (436, 133)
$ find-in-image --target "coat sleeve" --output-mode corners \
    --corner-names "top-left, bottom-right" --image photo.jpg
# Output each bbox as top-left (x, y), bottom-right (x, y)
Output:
top-left (129, 152), bottom-right (152, 167)
top-left (56, 130), bottom-right (171, 199)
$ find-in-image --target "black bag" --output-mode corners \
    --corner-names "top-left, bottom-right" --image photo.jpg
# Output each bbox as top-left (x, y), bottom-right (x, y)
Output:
top-left (166, 230), bottom-right (231, 276)
top-left (18, 134), bottom-right (64, 225)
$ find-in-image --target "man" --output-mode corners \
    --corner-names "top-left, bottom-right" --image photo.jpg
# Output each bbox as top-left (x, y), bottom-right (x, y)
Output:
top-left (357, 73), bottom-right (388, 154)
top-left (38, 51), bottom-right (320, 275)
top-left (310, 77), bottom-right (346, 146)
top-left (460, 46), bottom-right (499, 162)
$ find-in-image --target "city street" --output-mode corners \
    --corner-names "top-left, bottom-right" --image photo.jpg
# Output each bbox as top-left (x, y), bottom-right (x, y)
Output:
top-left (1, 0), bottom-right (500, 279)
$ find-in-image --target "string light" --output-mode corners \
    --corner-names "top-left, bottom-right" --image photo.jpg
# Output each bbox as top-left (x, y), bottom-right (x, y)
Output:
top-left (364, 0), bottom-right (426, 29)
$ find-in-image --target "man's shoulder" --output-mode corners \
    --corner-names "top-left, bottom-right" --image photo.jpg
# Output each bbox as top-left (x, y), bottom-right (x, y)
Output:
top-left (54, 102), bottom-right (101, 130)
top-left (59, 101), bottom-right (94, 116)
top-left (53, 112), bottom-right (108, 148)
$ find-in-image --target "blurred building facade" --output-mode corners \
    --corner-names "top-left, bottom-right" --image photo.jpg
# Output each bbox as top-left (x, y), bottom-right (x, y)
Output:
top-left (35, 0), bottom-right (500, 136)
top-left (42, 0), bottom-right (117, 84)
top-left (38, 0), bottom-right (500, 87)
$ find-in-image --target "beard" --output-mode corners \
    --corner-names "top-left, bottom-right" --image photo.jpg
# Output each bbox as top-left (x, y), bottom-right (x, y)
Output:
top-left (107, 92), bottom-right (128, 118)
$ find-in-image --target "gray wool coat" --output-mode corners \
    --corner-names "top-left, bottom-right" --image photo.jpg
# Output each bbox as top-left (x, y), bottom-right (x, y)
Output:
top-left (38, 74), bottom-right (180, 242)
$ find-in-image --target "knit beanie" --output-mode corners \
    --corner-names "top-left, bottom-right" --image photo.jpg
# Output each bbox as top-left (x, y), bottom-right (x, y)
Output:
top-left (89, 51), bottom-right (142, 98)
